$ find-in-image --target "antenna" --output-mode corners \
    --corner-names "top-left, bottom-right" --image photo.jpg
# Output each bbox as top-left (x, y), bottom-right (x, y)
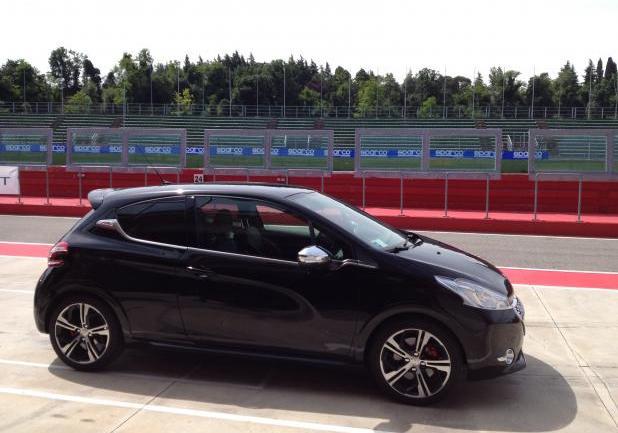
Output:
top-left (136, 142), bottom-right (172, 185)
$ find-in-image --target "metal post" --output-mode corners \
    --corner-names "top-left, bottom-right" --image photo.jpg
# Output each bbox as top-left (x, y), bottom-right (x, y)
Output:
top-left (399, 173), bottom-right (404, 216)
top-left (577, 174), bottom-right (583, 223)
top-left (246, 168), bottom-right (249, 183)
top-left (17, 167), bottom-right (22, 204)
top-left (109, 166), bottom-right (113, 188)
top-left (45, 165), bottom-right (50, 205)
top-left (533, 173), bottom-right (539, 221)
top-left (283, 65), bottom-right (286, 117)
top-left (530, 67), bottom-right (535, 119)
top-left (443, 173), bottom-right (449, 217)
top-left (144, 166), bottom-right (148, 186)
top-left (228, 67), bottom-right (232, 117)
top-left (285, 169), bottom-right (289, 185)
top-left (485, 173), bottom-right (490, 219)
top-left (362, 174), bottom-right (366, 209)
top-left (320, 171), bottom-right (324, 192)
top-left (78, 169), bottom-right (83, 206)
top-left (348, 73), bottom-right (351, 118)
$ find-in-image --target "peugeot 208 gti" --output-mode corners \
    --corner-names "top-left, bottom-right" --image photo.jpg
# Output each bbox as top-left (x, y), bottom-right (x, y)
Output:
top-left (34, 184), bottom-right (525, 405)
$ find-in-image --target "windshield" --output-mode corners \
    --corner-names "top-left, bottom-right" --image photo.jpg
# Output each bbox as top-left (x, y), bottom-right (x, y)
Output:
top-left (288, 192), bottom-right (407, 251)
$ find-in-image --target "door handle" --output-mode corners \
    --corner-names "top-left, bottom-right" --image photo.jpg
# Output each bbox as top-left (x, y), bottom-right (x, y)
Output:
top-left (186, 266), bottom-right (211, 278)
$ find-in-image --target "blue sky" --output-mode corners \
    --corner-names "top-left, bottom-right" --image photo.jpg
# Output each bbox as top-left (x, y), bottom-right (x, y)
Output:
top-left (3, 0), bottom-right (618, 81)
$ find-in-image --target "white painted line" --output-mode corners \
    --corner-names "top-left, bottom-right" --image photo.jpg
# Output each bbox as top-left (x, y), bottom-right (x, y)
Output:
top-left (0, 359), bottom-right (70, 370)
top-left (499, 266), bottom-right (618, 275)
top-left (0, 358), bottom-right (265, 390)
top-left (418, 230), bottom-right (618, 241)
top-left (0, 241), bottom-right (53, 246)
top-left (0, 214), bottom-right (79, 220)
top-left (531, 284), bottom-right (618, 293)
top-left (0, 289), bottom-right (34, 294)
top-left (0, 387), bottom-right (393, 433)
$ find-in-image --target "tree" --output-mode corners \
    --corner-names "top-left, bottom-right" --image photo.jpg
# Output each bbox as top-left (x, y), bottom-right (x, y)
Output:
top-left (604, 57), bottom-right (617, 80)
top-left (553, 62), bottom-right (580, 107)
top-left (49, 47), bottom-right (83, 95)
top-left (596, 58), bottom-right (604, 84)
top-left (526, 72), bottom-right (554, 107)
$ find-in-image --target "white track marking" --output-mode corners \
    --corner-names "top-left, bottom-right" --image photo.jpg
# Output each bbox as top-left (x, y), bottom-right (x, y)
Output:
top-left (0, 289), bottom-right (34, 294)
top-left (499, 266), bottom-right (618, 275)
top-left (0, 214), bottom-right (79, 220)
top-left (0, 387), bottom-right (394, 433)
top-left (0, 241), bottom-right (53, 246)
top-left (417, 230), bottom-right (618, 241)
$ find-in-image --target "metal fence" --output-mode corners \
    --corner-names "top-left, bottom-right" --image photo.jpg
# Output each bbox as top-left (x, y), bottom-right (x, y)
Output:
top-left (204, 129), bottom-right (334, 186)
top-left (354, 128), bottom-right (502, 215)
top-left (528, 128), bottom-right (618, 221)
top-left (0, 128), bottom-right (53, 167)
top-left (3, 101), bottom-right (618, 120)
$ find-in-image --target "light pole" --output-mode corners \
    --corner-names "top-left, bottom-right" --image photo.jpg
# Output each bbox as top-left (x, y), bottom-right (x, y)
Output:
top-left (348, 71), bottom-right (351, 118)
top-left (23, 68), bottom-right (26, 108)
top-left (256, 74), bottom-right (259, 116)
top-left (283, 65), bottom-right (286, 117)
top-left (149, 63), bottom-right (153, 115)
top-left (320, 69), bottom-right (323, 118)
top-left (228, 67), bottom-right (232, 117)
top-left (442, 66), bottom-right (447, 118)
top-left (471, 67), bottom-right (476, 118)
top-left (530, 66), bottom-right (535, 119)
top-left (501, 67), bottom-right (506, 119)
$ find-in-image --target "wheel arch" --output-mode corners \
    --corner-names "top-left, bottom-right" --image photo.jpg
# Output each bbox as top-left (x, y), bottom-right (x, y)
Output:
top-left (353, 307), bottom-right (468, 366)
top-left (44, 284), bottom-right (132, 339)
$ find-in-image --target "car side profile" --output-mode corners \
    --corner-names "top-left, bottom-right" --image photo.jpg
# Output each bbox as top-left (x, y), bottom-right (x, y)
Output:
top-left (34, 183), bottom-right (525, 405)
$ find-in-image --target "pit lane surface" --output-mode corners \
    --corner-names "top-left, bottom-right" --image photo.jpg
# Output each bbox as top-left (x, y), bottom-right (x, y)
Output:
top-left (0, 215), bottom-right (617, 432)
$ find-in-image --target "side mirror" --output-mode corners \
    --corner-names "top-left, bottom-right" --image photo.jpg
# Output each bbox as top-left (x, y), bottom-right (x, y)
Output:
top-left (95, 218), bottom-right (121, 232)
top-left (298, 245), bottom-right (331, 266)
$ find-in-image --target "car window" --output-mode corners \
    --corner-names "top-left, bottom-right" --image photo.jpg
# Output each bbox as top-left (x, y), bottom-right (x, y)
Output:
top-left (117, 197), bottom-right (188, 246)
top-left (194, 196), bottom-right (312, 261)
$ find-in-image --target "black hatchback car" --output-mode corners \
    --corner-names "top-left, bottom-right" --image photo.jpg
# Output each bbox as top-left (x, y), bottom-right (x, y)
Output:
top-left (34, 183), bottom-right (525, 405)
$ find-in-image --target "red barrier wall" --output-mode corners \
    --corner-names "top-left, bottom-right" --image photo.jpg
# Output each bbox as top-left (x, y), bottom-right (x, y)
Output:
top-left (16, 167), bottom-right (618, 214)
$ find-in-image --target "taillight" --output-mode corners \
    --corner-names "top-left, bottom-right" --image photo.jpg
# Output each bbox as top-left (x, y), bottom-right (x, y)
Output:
top-left (48, 241), bottom-right (69, 268)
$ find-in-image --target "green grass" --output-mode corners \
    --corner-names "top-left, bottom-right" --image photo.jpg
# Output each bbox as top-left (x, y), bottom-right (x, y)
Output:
top-left (0, 151), bottom-right (46, 164)
top-left (2, 151), bottom-right (615, 174)
top-left (534, 159), bottom-right (606, 172)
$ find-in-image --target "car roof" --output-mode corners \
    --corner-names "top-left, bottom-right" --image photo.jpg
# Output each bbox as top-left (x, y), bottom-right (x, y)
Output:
top-left (91, 182), bottom-right (316, 209)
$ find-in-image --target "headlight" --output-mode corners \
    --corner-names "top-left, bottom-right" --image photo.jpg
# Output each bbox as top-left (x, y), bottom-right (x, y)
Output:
top-left (435, 276), bottom-right (512, 310)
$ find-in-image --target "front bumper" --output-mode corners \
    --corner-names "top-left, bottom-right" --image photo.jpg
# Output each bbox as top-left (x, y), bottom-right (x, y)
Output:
top-left (463, 296), bottom-right (526, 379)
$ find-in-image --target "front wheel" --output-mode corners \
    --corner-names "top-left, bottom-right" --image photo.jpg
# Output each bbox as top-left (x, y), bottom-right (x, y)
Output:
top-left (367, 318), bottom-right (463, 405)
top-left (49, 295), bottom-right (123, 371)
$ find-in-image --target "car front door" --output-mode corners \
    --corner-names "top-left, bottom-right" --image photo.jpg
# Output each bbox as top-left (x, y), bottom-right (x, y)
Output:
top-left (177, 195), bottom-right (366, 359)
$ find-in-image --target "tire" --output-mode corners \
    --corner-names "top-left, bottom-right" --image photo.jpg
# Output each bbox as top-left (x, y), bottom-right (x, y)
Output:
top-left (367, 318), bottom-right (464, 405)
top-left (48, 295), bottom-right (123, 371)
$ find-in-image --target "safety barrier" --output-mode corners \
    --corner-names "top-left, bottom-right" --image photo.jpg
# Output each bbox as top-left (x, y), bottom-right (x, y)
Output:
top-left (354, 128), bottom-right (502, 216)
top-left (204, 129), bottom-right (334, 189)
top-left (528, 128), bottom-right (618, 221)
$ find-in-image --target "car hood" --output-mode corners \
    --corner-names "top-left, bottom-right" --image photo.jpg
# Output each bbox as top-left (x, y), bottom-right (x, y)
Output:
top-left (391, 233), bottom-right (513, 296)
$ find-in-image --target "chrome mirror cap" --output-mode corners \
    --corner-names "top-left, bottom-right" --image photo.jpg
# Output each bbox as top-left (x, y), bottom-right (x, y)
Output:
top-left (298, 246), bottom-right (331, 265)
top-left (95, 219), bottom-right (120, 232)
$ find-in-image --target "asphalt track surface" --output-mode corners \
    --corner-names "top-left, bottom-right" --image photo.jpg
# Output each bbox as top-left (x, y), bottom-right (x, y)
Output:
top-left (1, 214), bottom-right (617, 273)
top-left (0, 214), bottom-right (617, 432)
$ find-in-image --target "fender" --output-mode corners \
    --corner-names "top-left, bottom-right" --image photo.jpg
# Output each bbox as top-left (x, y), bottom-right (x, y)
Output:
top-left (350, 304), bottom-right (469, 363)
top-left (44, 281), bottom-right (133, 339)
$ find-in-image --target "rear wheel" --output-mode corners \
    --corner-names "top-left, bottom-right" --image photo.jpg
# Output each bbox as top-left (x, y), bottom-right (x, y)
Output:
top-left (49, 295), bottom-right (123, 371)
top-left (367, 318), bottom-right (463, 405)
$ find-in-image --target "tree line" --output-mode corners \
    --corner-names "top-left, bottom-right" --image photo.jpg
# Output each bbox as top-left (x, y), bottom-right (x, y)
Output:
top-left (1, 47), bottom-right (617, 114)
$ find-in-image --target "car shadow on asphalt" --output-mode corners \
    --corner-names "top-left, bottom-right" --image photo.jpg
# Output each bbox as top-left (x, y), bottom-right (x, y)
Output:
top-left (49, 346), bottom-right (577, 432)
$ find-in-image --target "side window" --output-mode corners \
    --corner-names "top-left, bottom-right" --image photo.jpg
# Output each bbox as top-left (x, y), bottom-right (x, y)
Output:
top-left (194, 196), bottom-right (312, 261)
top-left (117, 197), bottom-right (188, 246)
top-left (313, 225), bottom-right (353, 261)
